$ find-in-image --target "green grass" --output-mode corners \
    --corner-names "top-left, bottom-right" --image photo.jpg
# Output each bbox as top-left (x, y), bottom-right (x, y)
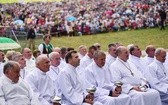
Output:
top-left (19, 27), bottom-right (168, 51)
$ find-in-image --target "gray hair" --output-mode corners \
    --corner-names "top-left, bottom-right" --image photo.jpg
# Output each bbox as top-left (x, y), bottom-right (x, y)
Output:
top-left (48, 52), bottom-right (60, 60)
top-left (11, 52), bottom-right (23, 61)
top-left (35, 54), bottom-right (48, 65)
top-left (3, 61), bottom-right (19, 74)
top-left (155, 48), bottom-right (166, 56)
top-left (93, 50), bottom-right (106, 59)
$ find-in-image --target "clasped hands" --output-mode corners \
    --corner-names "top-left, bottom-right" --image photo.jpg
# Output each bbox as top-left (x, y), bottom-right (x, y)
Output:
top-left (84, 93), bottom-right (94, 105)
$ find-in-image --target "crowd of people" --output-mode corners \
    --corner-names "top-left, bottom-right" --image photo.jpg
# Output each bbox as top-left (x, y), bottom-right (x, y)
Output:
top-left (0, 34), bottom-right (168, 105)
top-left (0, 0), bottom-right (168, 37)
top-left (0, 0), bottom-right (168, 104)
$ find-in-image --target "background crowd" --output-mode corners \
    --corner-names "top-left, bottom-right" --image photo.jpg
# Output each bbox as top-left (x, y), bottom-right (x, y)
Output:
top-left (0, 0), bottom-right (168, 36)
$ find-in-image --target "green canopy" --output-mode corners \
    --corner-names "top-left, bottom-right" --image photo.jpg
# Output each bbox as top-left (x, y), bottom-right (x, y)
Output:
top-left (0, 37), bottom-right (21, 50)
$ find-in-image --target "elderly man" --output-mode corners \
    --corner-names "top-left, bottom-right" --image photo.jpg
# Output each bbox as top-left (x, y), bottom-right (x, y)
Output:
top-left (11, 52), bottom-right (29, 79)
top-left (22, 48), bottom-right (36, 72)
top-left (105, 43), bottom-right (117, 68)
top-left (25, 54), bottom-right (59, 105)
top-left (145, 48), bottom-right (168, 105)
top-left (0, 50), bottom-right (5, 77)
top-left (142, 45), bottom-right (156, 66)
top-left (58, 50), bottom-right (103, 105)
top-left (84, 50), bottom-right (131, 105)
top-left (47, 52), bottom-right (61, 92)
top-left (110, 46), bottom-right (162, 105)
top-left (0, 61), bottom-right (38, 104)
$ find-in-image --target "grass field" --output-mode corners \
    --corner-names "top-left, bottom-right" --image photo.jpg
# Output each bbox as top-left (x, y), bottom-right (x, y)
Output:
top-left (19, 27), bottom-right (168, 51)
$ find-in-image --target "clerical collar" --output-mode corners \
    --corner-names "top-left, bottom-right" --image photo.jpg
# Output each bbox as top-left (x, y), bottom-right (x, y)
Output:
top-left (50, 65), bottom-right (59, 75)
top-left (36, 68), bottom-right (46, 75)
top-left (130, 55), bottom-right (140, 61)
top-left (4, 75), bottom-right (18, 84)
top-left (67, 64), bottom-right (76, 70)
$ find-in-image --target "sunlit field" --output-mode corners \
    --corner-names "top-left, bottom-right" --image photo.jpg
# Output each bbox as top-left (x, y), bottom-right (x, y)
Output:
top-left (18, 27), bottom-right (168, 52)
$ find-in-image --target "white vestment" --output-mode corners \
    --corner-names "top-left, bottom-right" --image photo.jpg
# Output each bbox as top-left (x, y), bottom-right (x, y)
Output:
top-left (0, 62), bottom-right (4, 77)
top-left (47, 65), bottom-right (61, 93)
top-left (110, 57), bottom-right (162, 105)
top-left (59, 58), bottom-right (66, 69)
top-left (78, 53), bottom-right (85, 59)
top-left (145, 59), bottom-right (168, 105)
top-left (105, 54), bottom-right (116, 68)
top-left (20, 68), bottom-right (29, 79)
top-left (84, 61), bottom-right (131, 105)
top-left (25, 68), bottom-right (56, 105)
top-left (142, 56), bottom-right (154, 66)
top-left (58, 64), bottom-right (103, 105)
top-left (77, 55), bottom-right (93, 75)
top-left (128, 55), bottom-right (146, 75)
top-left (24, 57), bottom-right (36, 72)
top-left (0, 75), bottom-right (39, 105)
top-left (164, 52), bottom-right (168, 69)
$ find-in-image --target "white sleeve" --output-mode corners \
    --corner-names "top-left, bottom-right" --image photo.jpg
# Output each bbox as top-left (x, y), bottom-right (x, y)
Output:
top-left (0, 82), bottom-right (6, 105)
top-left (58, 71), bottom-right (84, 105)
top-left (38, 44), bottom-right (43, 54)
top-left (25, 75), bottom-right (51, 105)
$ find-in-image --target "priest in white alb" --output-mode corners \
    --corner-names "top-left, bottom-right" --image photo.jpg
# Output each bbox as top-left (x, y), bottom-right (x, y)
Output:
top-left (84, 50), bottom-right (131, 105)
top-left (145, 48), bottom-right (168, 105)
top-left (110, 46), bottom-right (162, 105)
top-left (58, 50), bottom-right (103, 105)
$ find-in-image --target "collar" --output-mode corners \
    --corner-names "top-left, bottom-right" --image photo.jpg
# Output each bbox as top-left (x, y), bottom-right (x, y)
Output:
top-left (4, 75), bottom-right (18, 84)
top-left (36, 68), bottom-right (46, 75)
top-left (154, 59), bottom-right (163, 65)
top-left (130, 55), bottom-right (140, 61)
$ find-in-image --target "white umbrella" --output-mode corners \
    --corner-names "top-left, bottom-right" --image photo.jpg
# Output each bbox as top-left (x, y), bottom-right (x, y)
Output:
top-left (0, 37), bottom-right (21, 50)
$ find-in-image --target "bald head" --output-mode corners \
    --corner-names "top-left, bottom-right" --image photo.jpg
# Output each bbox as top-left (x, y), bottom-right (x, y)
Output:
top-left (22, 48), bottom-right (32, 59)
